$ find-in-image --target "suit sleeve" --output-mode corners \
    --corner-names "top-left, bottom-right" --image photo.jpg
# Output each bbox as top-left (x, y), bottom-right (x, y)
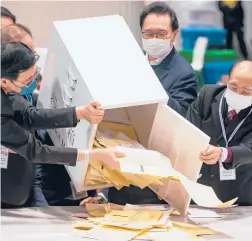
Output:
top-left (223, 132), bottom-right (252, 169)
top-left (186, 86), bottom-right (205, 128)
top-left (9, 94), bottom-right (79, 130)
top-left (168, 71), bottom-right (198, 117)
top-left (1, 115), bottom-right (78, 166)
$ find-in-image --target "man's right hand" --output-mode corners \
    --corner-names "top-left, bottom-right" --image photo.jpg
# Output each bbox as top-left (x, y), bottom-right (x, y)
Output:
top-left (76, 101), bottom-right (104, 124)
top-left (80, 196), bottom-right (99, 206)
top-left (90, 148), bottom-right (125, 169)
top-left (78, 148), bottom-right (125, 170)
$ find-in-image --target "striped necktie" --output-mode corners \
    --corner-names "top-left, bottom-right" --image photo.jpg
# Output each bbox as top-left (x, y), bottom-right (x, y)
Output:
top-left (228, 109), bottom-right (237, 121)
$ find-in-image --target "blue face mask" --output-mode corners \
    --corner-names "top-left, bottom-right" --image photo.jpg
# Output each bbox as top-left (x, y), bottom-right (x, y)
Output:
top-left (20, 79), bottom-right (37, 96)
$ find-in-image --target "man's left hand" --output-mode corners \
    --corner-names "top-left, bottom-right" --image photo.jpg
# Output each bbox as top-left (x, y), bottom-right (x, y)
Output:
top-left (199, 145), bottom-right (222, 165)
top-left (76, 101), bottom-right (104, 124)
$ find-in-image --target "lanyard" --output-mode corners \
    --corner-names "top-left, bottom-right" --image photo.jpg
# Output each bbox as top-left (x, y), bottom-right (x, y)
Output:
top-left (219, 91), bottom-right (252, 148)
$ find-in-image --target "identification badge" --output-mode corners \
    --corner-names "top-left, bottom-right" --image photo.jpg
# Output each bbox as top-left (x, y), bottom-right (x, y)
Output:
top-left (219, 162), bottom-right (236, 181)
top-left (0, 145), bottom-right (9, 169)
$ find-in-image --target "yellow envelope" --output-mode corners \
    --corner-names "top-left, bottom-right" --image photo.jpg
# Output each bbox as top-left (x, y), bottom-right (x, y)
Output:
top-left (84, 226), bottom-right (149, 241)
top-left (102, 210), bottom-right (164, 231)
top-left (86, 203), bottom-right (107, 217)
top-left (98, 122), bottom-right (138, 141)
top-left (73, 220), bottom-right (95, 230)
top-left (172, 222), bottom-right (216, 237)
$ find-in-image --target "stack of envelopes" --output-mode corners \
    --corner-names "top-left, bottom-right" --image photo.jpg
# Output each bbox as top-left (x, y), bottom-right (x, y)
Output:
top-left (73, 204), bottom-right (216, 241)
top-left (84, 121), bottom-right (179, 190)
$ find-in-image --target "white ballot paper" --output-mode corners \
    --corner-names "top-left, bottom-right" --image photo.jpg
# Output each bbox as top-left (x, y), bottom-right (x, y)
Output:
top-left (116, 147), bottom-right (174, 177)
top-left (180, 177), bottom-right (237, 208)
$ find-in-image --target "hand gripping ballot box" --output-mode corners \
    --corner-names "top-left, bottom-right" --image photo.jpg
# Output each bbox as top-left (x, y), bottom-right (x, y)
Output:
top-left (38, 15), bottom-right (210, 213)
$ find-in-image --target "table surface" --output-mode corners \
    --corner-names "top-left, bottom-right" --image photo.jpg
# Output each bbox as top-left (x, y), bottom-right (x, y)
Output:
top-left (1, 206), bottom-right (252, 241)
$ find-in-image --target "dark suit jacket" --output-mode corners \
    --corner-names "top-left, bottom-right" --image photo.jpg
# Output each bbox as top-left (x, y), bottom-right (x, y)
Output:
top-left (187, 85), bottom-right (252, 205)
top-left (1, 91), bottom-right (79, 206)
top-left (105, 48), bottom-right (197, 205)
top-left (1, 90), bottom-right (78, 166)
top-left (218, 1), bottom-right (244, 30)
top-left (35, 129), bottom-right (96, 206)
top-left (152, 47), bottom-right (198, 117)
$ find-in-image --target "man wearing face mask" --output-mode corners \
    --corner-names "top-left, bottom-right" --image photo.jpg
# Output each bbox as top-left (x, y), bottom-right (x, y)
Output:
top-left (1, 41), bottom-right (123, 208)
top-left (187, 61), bottom-right (252, 205)
top-left (140, 1), bottom-right (197, 117)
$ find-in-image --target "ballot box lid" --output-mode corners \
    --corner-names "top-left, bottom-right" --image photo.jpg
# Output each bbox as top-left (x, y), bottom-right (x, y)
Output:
top-left (53, 15), bottom-right (168, 109)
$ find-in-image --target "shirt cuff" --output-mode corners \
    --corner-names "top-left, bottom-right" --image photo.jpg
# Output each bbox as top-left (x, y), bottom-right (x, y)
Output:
top-left (224, 148), bottom-right (233, 163)
top-left (220, 147), bottom-right (233, 163)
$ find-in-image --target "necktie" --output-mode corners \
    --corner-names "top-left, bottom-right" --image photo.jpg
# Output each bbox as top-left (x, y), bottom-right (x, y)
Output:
top-left (228, 109), bottom-right (237, 121)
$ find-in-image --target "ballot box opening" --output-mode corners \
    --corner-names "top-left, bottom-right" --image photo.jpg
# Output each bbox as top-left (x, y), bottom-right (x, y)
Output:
top-left (83, 103), bottom-right (160, 191)
top-left (97, 104), bottom-right (159, 148)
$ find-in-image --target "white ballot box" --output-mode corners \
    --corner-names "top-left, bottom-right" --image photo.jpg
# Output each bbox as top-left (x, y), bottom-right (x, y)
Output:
top-left (38, 15), bottom-right (210, 213)
top-left (38, 14), bottom-right (168, 190)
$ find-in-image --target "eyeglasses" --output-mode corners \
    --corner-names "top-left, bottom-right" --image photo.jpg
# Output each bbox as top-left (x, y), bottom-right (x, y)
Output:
top-left (12, 66), bottom-right (41, 89)
top-left (34, 52), bottom-right (40, 63)
top-left (227, 83), bottom-right (252, 96)
top-left (142, 31), bottom-right (171, 39)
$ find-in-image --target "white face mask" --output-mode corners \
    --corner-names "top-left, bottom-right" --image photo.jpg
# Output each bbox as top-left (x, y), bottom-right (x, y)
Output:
top-left (224, 88), bottom-right (252, 111)
top-left (142, 38), bottom-right (172, 59)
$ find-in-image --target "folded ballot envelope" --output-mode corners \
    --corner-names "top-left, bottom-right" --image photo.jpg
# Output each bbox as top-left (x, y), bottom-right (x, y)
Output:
top-left (37, 15), bottom-right (212, 213)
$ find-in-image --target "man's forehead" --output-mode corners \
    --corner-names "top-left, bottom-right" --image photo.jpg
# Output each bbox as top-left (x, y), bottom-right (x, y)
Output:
top-left (230, 61), bottom-right (252, 76)
top-left (143, 13), bottom-right (172, 29)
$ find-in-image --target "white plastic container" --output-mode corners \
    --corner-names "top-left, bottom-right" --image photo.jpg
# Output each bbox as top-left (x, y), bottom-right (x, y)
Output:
top-left (38, 15), bottom-right (210, 213)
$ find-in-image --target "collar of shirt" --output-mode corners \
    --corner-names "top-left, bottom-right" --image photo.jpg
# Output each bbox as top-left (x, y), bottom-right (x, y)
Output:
top-left (228, 106), bottom-right (240, 114)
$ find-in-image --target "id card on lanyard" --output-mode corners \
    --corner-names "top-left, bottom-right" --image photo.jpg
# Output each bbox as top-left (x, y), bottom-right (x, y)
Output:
top-left (219, 91), bottom-right (252, 181)
top-left (0, 145), bottom-right (9, 169)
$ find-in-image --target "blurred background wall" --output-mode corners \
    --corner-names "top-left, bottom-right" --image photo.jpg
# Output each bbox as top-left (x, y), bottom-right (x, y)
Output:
top-left (147, 0), bottom-right (252, 55)
top-left (2, 0), bottom-right (144, 48)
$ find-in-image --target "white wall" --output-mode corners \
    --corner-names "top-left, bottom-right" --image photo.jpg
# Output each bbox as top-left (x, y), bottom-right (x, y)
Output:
top-left (2, 0), bottom-right (144, 48)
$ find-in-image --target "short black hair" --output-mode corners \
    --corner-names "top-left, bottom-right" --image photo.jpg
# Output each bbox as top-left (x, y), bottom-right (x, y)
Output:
top-left (1, 23), bottom-right (33, 42)
top-left (1, 6), bottom-right (16, 23)
top-left (1, 41), bottom-right (36, 80)
top-left (140, 1), bottom-right (179, 31)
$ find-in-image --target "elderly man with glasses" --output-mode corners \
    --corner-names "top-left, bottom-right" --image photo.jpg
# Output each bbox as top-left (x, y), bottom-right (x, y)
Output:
top-left (187, 60), bottom-right (252, 206)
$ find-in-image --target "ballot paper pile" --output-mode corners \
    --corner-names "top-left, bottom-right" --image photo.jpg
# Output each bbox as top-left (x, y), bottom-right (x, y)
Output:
top-left (73, 203), bottom-right (216, 241)
top-left (84, 121), bottom-right (180, 191)
top-left (84, 121), bottom-right (237, 210)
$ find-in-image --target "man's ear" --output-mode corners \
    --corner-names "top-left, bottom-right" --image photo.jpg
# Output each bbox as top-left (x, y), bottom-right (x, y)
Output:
top-left (0, 78), bottom-right (10, 89)
top-left (171, 29), bottom-right (179, 44)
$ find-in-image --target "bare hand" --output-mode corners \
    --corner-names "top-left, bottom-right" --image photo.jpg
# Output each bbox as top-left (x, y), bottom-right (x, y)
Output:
top-left (90, 148), bottom-right (125, 169)
top-left (199, 145), bottom-right (222, 165)
top-left (220, 75), bottom-right (229, 85)
top-left (80, 197), bottom-right (99, 206)
top-left (76, 101), bottom-right (104, 124)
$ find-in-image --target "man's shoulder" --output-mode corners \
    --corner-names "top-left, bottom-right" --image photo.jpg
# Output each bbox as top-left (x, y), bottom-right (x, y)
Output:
top-left (1, 90), bottom-right (13, 117)
top-left (172, 51), bottom-right (195, 75)
top-left (199, 84), bottom-right (226, 101)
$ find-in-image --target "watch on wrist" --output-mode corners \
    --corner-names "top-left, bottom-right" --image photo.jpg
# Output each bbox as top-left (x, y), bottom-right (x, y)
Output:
top-left (97, 194), bottom-right (108, 204)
